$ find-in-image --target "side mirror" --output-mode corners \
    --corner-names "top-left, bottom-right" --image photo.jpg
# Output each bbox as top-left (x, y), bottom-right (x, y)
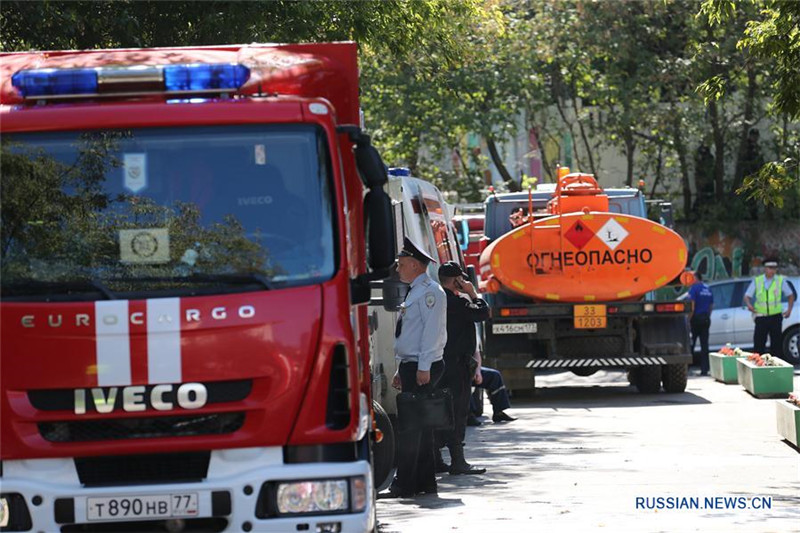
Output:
top-left (381, 278), bottom-right (410, 312)
top-left (364, 188), bottom-right (395, 272)
top-left (337, 125), bottom-right (389, 188)
top-left (355, 143), bottom-right (388, 188)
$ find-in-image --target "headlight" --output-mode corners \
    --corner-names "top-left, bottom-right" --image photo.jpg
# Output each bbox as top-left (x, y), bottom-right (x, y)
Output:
top-left (350, 476), bottom-right (367, 513)
top-left (0, 497), bottom-right (8, 528)
top-left (276, 480), bottom-right (348, 514)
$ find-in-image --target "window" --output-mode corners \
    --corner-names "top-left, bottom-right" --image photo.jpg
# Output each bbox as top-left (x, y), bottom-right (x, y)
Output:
top-left (710, 282), bottom-right (736, 309)
top-left (1, 125), bottom-right (336, 300)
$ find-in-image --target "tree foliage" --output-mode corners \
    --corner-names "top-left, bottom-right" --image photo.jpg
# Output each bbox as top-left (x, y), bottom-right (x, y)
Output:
top-left (1, 0), bottom-right (797, 220)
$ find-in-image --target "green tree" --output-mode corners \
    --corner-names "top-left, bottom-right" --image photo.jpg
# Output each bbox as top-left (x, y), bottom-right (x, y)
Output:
top-left (699, 0), bottom-right (800, 212)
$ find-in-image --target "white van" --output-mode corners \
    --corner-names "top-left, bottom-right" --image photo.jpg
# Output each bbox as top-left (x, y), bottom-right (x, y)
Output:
top-left (368, 168), bottom-right (465, 489)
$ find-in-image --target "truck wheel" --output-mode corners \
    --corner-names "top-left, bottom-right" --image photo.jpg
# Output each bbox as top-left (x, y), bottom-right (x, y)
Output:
top-left (371, 400), bottom-right (395, 491)
top-left (782, 326), bottom-right (800, 364)
top-left (661, 363), bottom-right (688, 393)
top-left (633, 366), bottom-right (661, 393)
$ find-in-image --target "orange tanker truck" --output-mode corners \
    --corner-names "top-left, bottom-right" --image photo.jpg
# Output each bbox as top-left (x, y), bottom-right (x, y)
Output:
top-left (478, 170), bottom-right (692, 394)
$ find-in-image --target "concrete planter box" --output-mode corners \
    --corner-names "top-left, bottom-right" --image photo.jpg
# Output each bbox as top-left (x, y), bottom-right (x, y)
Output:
top-left (709, 352), bottom-right (749, 384)
top-left (775, 401), bottom-right (800, 449)
top-left (737, 358), bottom-right (794, 398)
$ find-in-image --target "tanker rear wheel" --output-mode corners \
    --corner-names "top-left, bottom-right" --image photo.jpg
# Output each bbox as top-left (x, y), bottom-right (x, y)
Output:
top-left (662, 363), bottom-right (688, 393)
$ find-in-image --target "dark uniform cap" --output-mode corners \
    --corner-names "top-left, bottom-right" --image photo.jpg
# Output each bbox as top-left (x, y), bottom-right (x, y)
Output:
top-left (763, 257), bottom-right (779, 268)
top-left (398, 237), bottom-right (435, 265)
top-left (438, 261), bottom-right (468, 280)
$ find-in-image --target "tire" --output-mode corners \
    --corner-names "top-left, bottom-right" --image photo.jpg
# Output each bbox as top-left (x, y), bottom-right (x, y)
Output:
top-left (661, 363), bottom-right (688, 393)
top-left (633, 365), bottom-right (662, 393)
top-left (782, 326), bottom-right (800, 364)
top-left (371, 400), bottom-right (395, 491)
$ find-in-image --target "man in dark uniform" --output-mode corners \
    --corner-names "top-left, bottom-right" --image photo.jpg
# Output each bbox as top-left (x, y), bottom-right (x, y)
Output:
top-left (687, 272), bottom-right (714, 375)
top-left (386, 237), bottom-right (447, 498)
top-left (436, 261), bottom-right (488, 475)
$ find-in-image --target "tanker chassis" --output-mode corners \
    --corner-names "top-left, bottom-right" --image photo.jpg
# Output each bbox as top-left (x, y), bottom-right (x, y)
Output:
top-left (479, 177), bottom-right (692, 394)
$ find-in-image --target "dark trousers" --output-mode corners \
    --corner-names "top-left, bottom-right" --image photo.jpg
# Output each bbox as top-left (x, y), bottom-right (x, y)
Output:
top-left (690, 313), bottom-right (711, 373)
top-left (471, 367), bottom-right (511, 414)
top-left (754, 314), bottom-right (783, 358)
top-left (393, 360), bottom-right (444, 493)
top-left (436, 357), bottom-right (470, 450)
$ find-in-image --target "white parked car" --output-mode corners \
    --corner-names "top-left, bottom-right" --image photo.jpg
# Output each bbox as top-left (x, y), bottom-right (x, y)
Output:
top-left (681, 277), bottom-right (799, 363)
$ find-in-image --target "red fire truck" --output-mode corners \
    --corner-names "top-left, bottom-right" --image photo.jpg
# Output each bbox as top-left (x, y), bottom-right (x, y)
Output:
top-left (0, 43), bottom-right (394, 532)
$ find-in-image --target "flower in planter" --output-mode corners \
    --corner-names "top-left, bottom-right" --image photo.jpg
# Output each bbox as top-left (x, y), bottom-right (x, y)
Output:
top-left (747, 352), bottom-right (764, 366)
top-left (787, 393), bottom-right (800, 408)
top-left (746, 352), bottom-right (783, 367)
top-left (719, 343), bottom-right (745, 357)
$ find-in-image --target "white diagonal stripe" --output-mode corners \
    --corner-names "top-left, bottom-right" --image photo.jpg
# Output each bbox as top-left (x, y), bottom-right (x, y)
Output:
top-left (147, 298), bottom-right (182, 383)
top-left (95, 300), bottom-right (131, 386)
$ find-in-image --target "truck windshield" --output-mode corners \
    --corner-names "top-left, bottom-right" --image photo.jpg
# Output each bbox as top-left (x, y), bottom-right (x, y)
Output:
top-left (1, 125), bottom-right (336, 300)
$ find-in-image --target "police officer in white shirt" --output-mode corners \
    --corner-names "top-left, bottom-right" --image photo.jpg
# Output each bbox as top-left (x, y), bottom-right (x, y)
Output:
top-left (386, 237), bottom-right (446, 498)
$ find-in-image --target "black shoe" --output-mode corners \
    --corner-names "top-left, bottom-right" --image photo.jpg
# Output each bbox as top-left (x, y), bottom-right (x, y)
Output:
top-left (492, 411), bottom-right (516, 423)
top-left (416, 485), bottom-right (438, 496)
top-left (449, 462), bottom-right (486, 475)
top-left (700, 371), bottom-right (709, 376)
top-left (379, 482), bottom-right (414, 499)
top-left (467, 415), bottom-right (482, 427)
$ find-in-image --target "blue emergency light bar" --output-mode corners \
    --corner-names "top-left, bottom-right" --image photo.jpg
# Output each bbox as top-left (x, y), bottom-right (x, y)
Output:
top-left (11, 63), bottom-right (251, 99)
top-left (388, 167), bottom-right (412, 177)
top-left (11, 68), bottom-right (98, 98)
top-left (163, 64), bottom-right (250, 92)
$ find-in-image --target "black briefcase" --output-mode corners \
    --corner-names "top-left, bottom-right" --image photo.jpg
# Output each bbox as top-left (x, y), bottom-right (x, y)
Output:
top-left (395, 388), bottom-right (454, 431)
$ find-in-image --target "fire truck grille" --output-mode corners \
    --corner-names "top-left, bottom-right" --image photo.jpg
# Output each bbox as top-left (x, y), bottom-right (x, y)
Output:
top-left (74, 451), bottom-right (211, 486)
top-left (39, 412), bottom-right (245, 443)
top-left (28, 380), bottom-right (252, 411)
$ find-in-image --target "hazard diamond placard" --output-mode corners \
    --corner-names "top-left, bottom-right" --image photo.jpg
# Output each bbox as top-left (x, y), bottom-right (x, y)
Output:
top-left (597, 218), bottom-right (629, 250)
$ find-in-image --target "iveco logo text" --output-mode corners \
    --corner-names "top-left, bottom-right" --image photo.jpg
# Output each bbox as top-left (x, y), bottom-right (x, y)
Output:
top-left (74, 383), bottom-right (208, 414)
top-left (20, 305), bottom-right (256, 328)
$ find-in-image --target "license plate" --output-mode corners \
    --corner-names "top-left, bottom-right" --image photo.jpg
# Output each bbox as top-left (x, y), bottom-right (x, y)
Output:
top-left (574, 304), bottom-right (607, 329)
top-left (86, 493), bottom-right (198, 521)
top-left (493, 322), bottom-right (537, 335)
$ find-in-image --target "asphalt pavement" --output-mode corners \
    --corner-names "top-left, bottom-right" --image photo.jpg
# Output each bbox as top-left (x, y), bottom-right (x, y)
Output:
top-left (376, 368), bottom-right (800, 533)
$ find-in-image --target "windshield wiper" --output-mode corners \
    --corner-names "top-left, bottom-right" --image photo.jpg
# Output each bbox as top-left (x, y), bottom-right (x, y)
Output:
top-left (1, 279), bottom-right (116, 300)
top-left (118, 273), bottom-right (274, 291)
top-left (183, 273), bottom-right (274, 291)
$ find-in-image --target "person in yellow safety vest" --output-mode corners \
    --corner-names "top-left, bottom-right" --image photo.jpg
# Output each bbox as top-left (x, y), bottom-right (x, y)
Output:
top-left (743, 258), bottom-right (796, 359)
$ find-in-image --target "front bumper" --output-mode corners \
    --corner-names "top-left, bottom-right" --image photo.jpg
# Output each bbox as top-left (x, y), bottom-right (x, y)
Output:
top-left (1, 447), bottom-right (374, 532)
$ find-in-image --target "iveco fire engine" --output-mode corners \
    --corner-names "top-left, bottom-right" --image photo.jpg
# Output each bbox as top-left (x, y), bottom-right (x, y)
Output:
top-left (0, 42), bottom-right (394, 532)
